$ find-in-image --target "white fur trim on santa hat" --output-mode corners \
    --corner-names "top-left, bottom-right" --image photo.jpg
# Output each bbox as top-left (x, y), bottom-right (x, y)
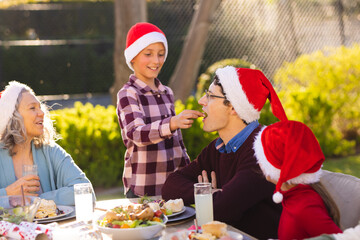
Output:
top-left (124, 32), bottom-right (168, 71)
top-left (287, 169), bottom-right (323, 185)
top-left (216, 66), bottom-right (260, 123)
top-left (273, 191), bottom-right (283, 203)
top-left (253, 126), bottom-right (323, 185)
top-left (0, 81), bottom-right (30, 136)
top-left (253, 126), bottom-right (281, 180)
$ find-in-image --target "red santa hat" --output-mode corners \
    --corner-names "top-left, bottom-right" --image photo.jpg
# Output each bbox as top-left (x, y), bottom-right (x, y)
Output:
top-left (124, 22), bottom-right (168, 71)
top-left (215, 66), bottom-right (287, 123)
top-left (253, 120), bottom-right (325, 203)
top-left (0, 81), bottom-right (32, 136)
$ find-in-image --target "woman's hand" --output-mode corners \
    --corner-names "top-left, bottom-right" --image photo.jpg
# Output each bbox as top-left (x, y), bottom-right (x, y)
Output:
top-left (170, 110), bottom-right (204, 131)
top-left (198, 170), bottom-right (222, 194)
top-left (5, 175), bottom-right (40, 196)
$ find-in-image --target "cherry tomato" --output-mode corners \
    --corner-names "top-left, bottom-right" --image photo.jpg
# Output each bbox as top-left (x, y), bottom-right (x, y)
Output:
top-left (154, 210), bottom-right (163, 217)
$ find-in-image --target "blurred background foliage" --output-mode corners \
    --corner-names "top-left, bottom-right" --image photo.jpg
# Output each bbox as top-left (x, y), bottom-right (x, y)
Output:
top-left (274, 43), bottom-right (360, 157)
top-left (51, 102), bottom-right (124, 187)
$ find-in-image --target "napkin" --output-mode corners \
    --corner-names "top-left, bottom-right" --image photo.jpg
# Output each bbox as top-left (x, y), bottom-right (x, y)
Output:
top-left (0, 221), bottom-right (52, 240)
top-left (52, 221), bottom-right (102, 240)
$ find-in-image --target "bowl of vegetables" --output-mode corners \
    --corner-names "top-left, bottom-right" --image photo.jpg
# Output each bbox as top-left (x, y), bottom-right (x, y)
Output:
top-left (96, 203), bottom-right (168, 240)
top-left (0, 195), bottom-right (41, 224)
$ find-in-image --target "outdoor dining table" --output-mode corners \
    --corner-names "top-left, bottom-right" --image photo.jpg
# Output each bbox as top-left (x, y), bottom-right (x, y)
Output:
top-left (55, 197), bottom-right (257, 240)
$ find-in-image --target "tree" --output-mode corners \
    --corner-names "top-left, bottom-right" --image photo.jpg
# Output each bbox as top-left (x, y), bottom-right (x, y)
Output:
top-left (169, 0), bottom-right (221, 102)
top-left (110, 0), bottom-right (147, 105)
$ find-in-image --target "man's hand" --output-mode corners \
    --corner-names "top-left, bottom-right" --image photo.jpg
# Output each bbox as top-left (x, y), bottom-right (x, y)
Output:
top-left (197, 170), bottom-right (222, 193)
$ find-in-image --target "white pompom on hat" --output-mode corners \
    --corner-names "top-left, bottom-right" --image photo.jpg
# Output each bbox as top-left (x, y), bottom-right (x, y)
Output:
top-left (0, 81), bottom-right (32, 136)
top-left (215, 66), bottom-right (288, 124)
top-left (124, 22), bottom-right (168, 71)
top-left (253, 120), bottom-right (325, 203)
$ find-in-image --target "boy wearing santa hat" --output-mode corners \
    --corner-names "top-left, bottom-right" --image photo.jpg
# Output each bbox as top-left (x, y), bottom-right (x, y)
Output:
top-left (162, 66), bottom-right (287, 239)
top-left (117, 22), bottom-right (203, 197)
top-left (253, 120), bottom-right (342, 239)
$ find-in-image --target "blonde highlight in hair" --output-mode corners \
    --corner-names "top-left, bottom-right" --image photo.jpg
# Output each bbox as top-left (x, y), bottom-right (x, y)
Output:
top-left (0, 89), bottom-right (58, 155)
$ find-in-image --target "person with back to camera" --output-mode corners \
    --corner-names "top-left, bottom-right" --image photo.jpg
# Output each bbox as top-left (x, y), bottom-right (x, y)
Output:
top-left (162, 66), bottom-right (288, 239)
top-left (117, 22), bottom-right (204, 198)
top-left (253, 120), bottom-right (343, 239)
top-left (0, 81), bottom-right (95, 206)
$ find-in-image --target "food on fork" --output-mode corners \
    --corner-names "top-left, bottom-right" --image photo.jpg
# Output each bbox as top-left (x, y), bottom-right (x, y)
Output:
top-left (35, 199), bottom-right (57, 219)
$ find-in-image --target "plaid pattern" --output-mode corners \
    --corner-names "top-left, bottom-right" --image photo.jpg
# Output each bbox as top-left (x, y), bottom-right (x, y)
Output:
top-left (117, 75), bottom-right (190, 196)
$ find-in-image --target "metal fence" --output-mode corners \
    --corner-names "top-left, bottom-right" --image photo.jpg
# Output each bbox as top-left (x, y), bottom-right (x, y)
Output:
top-left (200, 0), bottom-right (360, 82)
top-left (0, 0), bottom-right (359, 94)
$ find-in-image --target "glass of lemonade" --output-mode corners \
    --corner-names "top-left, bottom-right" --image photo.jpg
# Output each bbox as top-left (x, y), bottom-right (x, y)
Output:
top-left (23, 164), bottom-right (38, 176)
top-left (74, 183), bottom-right (93, 222)
top-left (194, 182), bottom-right (213, 226)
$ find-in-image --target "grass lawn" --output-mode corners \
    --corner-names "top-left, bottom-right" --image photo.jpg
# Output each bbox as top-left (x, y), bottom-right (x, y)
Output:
top-left (323, 154), bottom-right (360, 178)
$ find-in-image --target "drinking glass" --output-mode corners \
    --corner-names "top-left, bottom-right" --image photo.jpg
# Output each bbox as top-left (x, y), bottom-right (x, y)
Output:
top-left (194, 182), bottom-right (213, 226)
top-left (74, 183), bottom-right (93, 222)
top-left (22, 164), bottom-right (38, 176)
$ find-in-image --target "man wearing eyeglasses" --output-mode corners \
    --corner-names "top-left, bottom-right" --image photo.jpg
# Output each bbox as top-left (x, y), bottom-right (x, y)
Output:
top-left (162, 66), bottom-right (288, 239)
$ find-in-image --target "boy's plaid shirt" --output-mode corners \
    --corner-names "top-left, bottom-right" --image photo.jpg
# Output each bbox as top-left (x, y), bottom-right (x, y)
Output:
top-left (117, 75), bottom-right (190, 196)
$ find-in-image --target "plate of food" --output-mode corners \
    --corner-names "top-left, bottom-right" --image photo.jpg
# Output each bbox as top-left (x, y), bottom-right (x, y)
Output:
top-left (140, 197), bottom-right (186, 218)
top-left (34, 199), bottom-right (74, 223)
top-left (96, 203), bottom-right (167, 240)
top-left (166, 206), bottom-right (195, 223)
top-left (161, 221), bottom-right (244, 240)
top-left (188, 221), bottom-right (243, 240)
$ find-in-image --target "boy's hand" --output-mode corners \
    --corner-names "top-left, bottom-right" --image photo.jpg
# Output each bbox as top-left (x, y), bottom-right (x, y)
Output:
top-left (170, 110), bottom-right (204, 131)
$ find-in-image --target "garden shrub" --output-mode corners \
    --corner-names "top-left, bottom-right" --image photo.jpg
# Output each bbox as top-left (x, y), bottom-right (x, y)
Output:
top-left (274, 44), bottom-right (360, 156)
top-left (51, 102), bottom-right (124, 187)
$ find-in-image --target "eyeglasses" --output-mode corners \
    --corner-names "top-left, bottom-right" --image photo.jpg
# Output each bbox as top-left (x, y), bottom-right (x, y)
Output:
top-left (204, 89), bottom-right (226, 101)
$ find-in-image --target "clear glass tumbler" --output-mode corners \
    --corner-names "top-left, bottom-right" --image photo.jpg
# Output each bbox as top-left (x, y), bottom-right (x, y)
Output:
top-left (194, 182), bottom-right (214, 226)
top-left (74, 183), bottom-right (93, 222)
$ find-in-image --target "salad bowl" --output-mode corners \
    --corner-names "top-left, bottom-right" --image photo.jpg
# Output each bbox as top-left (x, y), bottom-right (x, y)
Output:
top-left (0, 195), bottom-right (41, 224)
top-left (96, 213), bottom-right (168, 240)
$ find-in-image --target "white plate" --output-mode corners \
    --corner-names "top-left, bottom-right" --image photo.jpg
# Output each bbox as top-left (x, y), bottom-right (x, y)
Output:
top-left (167, 206), bottom-right (186, 218)
top-left (160, 230), bottom-right (243, 240)
top-left (228, 231), bottom-right (244, 240)
top-left (167, 206), bottom-right (195, 223)
top-left (96, 214), bottom-right (168, 240)
top-left (34, 205), bottom-right (74, 223)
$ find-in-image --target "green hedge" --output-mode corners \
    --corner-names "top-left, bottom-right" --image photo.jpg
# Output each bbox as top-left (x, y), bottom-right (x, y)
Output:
top-left (51, 102), bottom-right (124, 187)
top-left (274, 44), bottom-right (360, 156)
top-left (1, 44), bottom-right (114, 95)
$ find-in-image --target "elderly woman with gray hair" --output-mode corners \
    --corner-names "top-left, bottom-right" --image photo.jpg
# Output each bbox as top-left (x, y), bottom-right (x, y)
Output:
top-left (0, 81), bottom-right (94, 205)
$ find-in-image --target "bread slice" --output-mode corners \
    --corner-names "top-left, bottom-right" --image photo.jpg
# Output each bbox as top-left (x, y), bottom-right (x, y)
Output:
top-left (164, 198), bottom-right (184, 212)
top-left (35, 199), bottom-right (57, 219)
top-left (202, 221), bottom-right (228, 238)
